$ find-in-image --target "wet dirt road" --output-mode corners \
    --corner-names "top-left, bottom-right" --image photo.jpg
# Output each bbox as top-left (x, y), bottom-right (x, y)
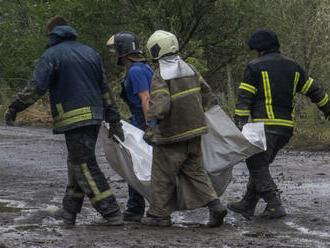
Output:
top-left (0, 124), bottom-right (329, 248)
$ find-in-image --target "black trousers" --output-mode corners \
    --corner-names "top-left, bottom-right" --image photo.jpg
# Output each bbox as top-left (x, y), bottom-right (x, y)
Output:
top-left (246, 133), bottom-right (290, 196)
top-left (62, 125), bottom-right (119, 216)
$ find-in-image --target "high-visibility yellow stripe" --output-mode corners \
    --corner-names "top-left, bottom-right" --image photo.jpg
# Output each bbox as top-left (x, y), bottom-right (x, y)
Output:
top-left (157, 126), bottom-right (208, 142)
top-left (81, 163), bottom-right (113, 204)
top-left (54, 113), bottom-right (93, 128)
top-left (56, 103), bottom-right (64, 116)
top-left (54, 107), bottom-right (91, 121)
top-left (239, 82), bottom-right (257, 94)
top-left (67, 189), bottom-right (84, 199)
top-left (171, 87), bottom-right (201, 99)
top-left (151, 89), bottom-right (170, 96)
top-left (253, 118), bottom-right (294, 127)
top-left (301, 77), bottom-right (314, 95)
top-left (317, 93), bottom-right (329, 107)
top-left (81, 163), bottom-right (100, 195)
top-left (239, 85), bottom-right (256, 94)
top-left (262, 71), bottom-right (275, 119)
top-left (235, 109), bottom-right (251, 116)
top-left (291, 72), bottom-right (300, 119)
top-left (91, 190), bottom-right (113, 204)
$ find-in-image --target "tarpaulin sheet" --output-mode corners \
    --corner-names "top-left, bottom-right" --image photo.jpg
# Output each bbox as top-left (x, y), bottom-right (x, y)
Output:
top-left (101, 105), bottom-right (266, 207)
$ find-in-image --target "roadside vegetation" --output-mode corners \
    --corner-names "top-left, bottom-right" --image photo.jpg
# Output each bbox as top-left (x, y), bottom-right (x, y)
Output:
top-left (1, 0), bottom-right (330, 148)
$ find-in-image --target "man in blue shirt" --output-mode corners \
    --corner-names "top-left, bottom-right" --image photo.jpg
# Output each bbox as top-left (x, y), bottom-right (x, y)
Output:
top-left (107, 31), bottom-right (153, 221)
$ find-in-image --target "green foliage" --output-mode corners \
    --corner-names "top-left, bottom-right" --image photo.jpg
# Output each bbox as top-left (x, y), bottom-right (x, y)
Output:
top-left (1, 0), bottom-right (330, 125)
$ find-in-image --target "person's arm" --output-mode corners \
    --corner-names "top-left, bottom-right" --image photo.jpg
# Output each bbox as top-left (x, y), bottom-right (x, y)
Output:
top-left (146, 70), bottom-right (170, 124)
top-left (189, 65), bottom-right (217, 108)
top-left (98, 56), bottom-right (124, 141)
top-left (234, 65), bottom-right (258, 130)
top-left (296, 67), bottom-right (330, 118)
top-left (127, 65), bottom-right (152, 122)
top-left (5, 53), bottom-right (54, 125)
top-left (138, 91), bottom-right (150, 120)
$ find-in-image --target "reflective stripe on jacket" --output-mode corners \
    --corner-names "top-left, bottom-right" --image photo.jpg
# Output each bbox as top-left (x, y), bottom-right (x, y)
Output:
top-left (147, 65), bottom-right (210, 144)
top-left (235, 51), bottom-right (329, 136)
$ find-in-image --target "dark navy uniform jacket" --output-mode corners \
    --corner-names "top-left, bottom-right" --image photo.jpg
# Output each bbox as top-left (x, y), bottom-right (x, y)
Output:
top-left (30, 25), bottom-right (112, 133)
top-left (235, 51), bottom-right (329, 137)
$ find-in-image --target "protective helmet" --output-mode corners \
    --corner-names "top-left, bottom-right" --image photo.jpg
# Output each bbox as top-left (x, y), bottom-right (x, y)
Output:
top-left (248, 29), bottom-right (280, 51)
top-left (146, 30), bottom-right (179, 60)
top-left (106, 31), bottom-right (142, 57)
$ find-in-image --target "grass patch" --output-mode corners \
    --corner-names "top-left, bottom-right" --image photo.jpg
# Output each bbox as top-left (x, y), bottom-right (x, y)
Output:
top-left (0, 202), bottom-right (22, 213)
top-left (288, 119), bottom-right (330, 150)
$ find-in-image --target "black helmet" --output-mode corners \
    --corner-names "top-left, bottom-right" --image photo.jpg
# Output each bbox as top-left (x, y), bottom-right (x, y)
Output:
top-left (106, 31), bottom-right (142, 57)
top-left (248, 29), bottom-right (280, 51)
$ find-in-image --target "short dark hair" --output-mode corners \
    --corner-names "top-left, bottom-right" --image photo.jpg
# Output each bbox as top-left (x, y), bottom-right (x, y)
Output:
top-left (46, 17), bottom-right (68, 33)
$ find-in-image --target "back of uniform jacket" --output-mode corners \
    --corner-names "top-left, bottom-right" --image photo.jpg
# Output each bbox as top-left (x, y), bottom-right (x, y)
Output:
top-left (30, 25), bottom-right (111, 133)
top-left (235, 51), bottom-right (329, 137)
top-left (147, 65), bottom-right (211, 144)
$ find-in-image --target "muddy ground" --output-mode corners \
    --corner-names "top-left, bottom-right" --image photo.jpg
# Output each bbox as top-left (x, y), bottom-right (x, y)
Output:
top-left (0, 124), bottom-right (329, 248)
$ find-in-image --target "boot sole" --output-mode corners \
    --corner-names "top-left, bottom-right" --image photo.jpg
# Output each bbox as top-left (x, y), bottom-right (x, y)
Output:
top-left (207, 209), bottom-right (228, 228)
top-left (141, 217), bottom-right (171, 227)
top-left (260, 213), bottom-right (287, 219)
top-left (227, 205), bottom-right (253, 219)
top-left (91, 217), bottom-right (124, 226)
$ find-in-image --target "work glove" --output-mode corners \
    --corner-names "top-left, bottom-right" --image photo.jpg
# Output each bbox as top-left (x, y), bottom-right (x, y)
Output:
top-left (143, 126), bottom-right (153, 146)
top-left (104, 105), bottom-right (121, 124)
top-left (109, 121), bottom-right (125, 142)
top-left (234, 115), bottom-right (248, 131)
top-left (320, 104), bottom-right (330, 120)
top-left (104, 105), bottom-right (125, 142)
top-left (4, 108), bottom-right (17, 126)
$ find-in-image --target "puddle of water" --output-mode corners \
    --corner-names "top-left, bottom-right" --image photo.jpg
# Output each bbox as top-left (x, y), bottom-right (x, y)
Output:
top-left (286, 221), bottom-right (330, 238)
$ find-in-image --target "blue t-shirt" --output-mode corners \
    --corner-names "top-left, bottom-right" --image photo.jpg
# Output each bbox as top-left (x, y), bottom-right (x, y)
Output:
top-left (125, 62), bottom-right (153, 108)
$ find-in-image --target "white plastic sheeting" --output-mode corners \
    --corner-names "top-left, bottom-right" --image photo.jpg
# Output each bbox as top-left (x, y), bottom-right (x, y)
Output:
top-left (101, 105), bottom-right (266, 203)
top-left (201, 105), bottom-right (266, 175)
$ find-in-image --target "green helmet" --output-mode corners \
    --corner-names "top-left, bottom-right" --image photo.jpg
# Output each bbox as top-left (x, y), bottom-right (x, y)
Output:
top-left (146, 30), bottom-right (179, 60)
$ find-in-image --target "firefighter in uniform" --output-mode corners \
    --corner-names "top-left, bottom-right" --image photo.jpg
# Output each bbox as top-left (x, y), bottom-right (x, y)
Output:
top-left (4, 17), bottom-right (124, 225)
top-left (106, 31), bottom-right (153, 222)
top-left (141, 30), bottom-right (227, 227)
top-left (228, 29), bottom-right (330, 219)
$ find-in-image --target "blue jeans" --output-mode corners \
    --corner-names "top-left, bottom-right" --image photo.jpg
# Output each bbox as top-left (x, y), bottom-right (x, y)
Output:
top-left (126, 108), bottom-right (146, 214)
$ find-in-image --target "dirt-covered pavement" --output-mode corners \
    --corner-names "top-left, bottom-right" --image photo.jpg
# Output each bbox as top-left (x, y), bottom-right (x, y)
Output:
top-left (0, 124), bottom-right (329, 248)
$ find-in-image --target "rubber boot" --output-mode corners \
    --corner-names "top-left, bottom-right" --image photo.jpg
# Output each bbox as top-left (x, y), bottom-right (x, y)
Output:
top-left (260, 191), bottom-right (286, 219)
top-left (47, 207), bottom-right (76, 225)
top-left (206, 199), bottom-right (227, 227)
top-left (141, 213), bottom-right (171, 227)
top-left (93, 210), bottom-right (124, 226)
top-left (227, 187), bottom-right (259, 219)
top-left (123, 210), bottom-right (144, 222)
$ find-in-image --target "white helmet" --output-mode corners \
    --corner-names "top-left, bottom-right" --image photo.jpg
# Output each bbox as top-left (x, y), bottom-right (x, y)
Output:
top-left (146, 30), bottom-right (179, 60)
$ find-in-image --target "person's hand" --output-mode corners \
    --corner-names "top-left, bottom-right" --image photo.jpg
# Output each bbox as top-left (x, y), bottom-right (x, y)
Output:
top-left (104, 105), bottom-right (121, 123)
top-left (322, 109), bottom-right (330, 120)
top-left (4, 108), bottom-right (16, 126)
top-left (319, 104), bottom-right (330, 120)
top-left (234, 116), bottom-right (248, 131)
top-left (109, 121), bottom-right (125, 142)
top-left (143, 126), bottom-right (153, 146)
